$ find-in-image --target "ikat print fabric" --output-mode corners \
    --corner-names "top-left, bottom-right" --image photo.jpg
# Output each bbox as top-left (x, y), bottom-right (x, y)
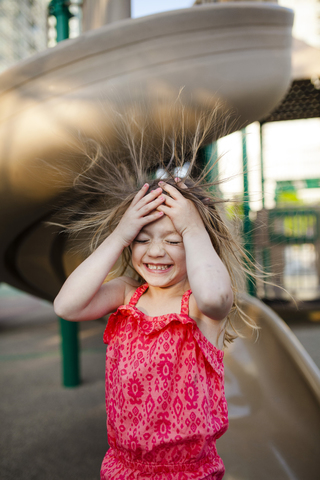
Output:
top-left (101, 284), bottom-right (228, 479)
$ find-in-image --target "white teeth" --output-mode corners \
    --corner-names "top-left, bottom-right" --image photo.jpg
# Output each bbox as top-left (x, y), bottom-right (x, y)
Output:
top-left (147, 264), bottom-right (170, 271)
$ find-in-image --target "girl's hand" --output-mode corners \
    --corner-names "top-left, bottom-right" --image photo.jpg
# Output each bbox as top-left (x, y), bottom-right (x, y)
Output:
top-left (114, 184), bottom-right (165, 247)
top-left (156, 181), bottom-right (204, 237)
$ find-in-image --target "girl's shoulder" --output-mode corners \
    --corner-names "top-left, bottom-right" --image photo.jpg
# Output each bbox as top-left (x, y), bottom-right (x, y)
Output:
top-left (97, 276), bottom-right (140, 317)
top-left (119, 276), bottom-right (141, 305)
top-left (188, 294), bottom-right (225, 350)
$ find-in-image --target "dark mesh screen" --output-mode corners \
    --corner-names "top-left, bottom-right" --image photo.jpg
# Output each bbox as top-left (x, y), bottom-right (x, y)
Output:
top-left (261, 79), bottom-right (320, 124)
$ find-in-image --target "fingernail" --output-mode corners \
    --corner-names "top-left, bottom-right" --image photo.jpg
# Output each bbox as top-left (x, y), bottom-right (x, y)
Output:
top-left (175, 177), bottom-right (180, 182)
top-left (144, 183), bottom-right (149, 187)
top-left (158, 181), bottom-right (164, 185)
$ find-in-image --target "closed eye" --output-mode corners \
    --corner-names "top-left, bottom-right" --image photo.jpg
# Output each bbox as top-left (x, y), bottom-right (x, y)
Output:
top-left (166, 241), bottom-right (181, 245)
top-left (134, 239), bottom-right (149, 244)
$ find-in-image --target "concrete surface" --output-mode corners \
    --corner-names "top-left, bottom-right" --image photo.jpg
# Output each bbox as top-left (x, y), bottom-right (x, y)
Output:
top-left (0, 285), bottom-right (108, 480)
top-left (1, 284), bottom-right (320, 479)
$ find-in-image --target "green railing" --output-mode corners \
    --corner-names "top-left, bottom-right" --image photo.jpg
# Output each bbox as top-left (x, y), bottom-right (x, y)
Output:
top-left (268, 209), bottom-right (319, 244)
top-left (48, 0), bottom-right (80, 388)
top-left (255, 207), bottom-right (320, 301)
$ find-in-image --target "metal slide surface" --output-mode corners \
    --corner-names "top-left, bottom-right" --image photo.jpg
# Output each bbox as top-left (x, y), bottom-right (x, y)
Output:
top-left (221, 294), bottom-right (320, 480)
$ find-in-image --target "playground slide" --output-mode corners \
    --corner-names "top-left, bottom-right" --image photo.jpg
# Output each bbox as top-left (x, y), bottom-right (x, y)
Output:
top-left (221, 294), bottom-right (320, 479)
top-left (0, 2), bottom-right (294, 299)
top-left (1, 3), bottom-right (319, 478)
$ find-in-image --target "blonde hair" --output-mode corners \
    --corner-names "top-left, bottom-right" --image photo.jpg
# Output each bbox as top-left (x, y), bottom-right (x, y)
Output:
top-left (57, 101), bottom-right (259, 345)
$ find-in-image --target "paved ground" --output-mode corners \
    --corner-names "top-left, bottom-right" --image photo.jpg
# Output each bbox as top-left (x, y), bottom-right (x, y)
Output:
top-left (0, 285), bottom-right (108, 480)
top-left (1, 284), bottom-right (320, 480)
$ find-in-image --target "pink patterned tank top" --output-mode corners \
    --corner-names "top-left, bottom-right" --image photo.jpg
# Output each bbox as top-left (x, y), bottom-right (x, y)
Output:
top-left (101, 284), bottom-right (228, 480)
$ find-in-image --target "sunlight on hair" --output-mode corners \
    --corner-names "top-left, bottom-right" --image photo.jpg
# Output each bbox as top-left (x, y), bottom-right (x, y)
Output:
top-left (156, 162), bottom-right (191, 180)
top-left (51, 99), bottom-right (260, 346)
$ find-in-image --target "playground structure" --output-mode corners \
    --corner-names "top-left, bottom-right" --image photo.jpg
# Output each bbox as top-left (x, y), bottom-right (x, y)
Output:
top-left (255, 206), bottom-right (320, 302)
top-left (0, 1), bottom-right (295, 302)
top-left (0, 1), bottom-right (319, 479)
top-left (253, 37), bottom-right (320, 307)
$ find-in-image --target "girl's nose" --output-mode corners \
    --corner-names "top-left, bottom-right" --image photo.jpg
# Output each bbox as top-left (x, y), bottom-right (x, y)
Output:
top-left (147, 241), bottom-right (165, 257)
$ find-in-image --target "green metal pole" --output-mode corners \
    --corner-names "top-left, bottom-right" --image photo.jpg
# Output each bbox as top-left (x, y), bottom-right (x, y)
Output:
top-left (48, 0), bottom-right (74, 43)
top-left (259, 122), bottom-right (270, 281)
top-left (59, 319), bottom-right (80, 387)
top-left (259, 122), bottom-right (265, 209)
top-left (198, 142), bottom-right (219, 188)
top-left (49, 0), bottom-right (80, 387)
top-left (242, 129), bottom-right (256, 296)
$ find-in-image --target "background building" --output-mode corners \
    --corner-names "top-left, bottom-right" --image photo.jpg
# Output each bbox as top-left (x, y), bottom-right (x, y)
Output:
top-left (0, 0), bottom-right (48, 73)
top-left (0, 0), bottom-right (82, 73)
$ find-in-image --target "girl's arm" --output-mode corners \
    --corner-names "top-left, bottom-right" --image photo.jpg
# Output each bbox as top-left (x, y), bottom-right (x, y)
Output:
top-left (157, 182), bottom-right (233, 321)
top-left (182, 227), bottom-right (233, 320)
top-left (54, 233), bottom-right (132, 321)
top-left (53, 185), bottom-right (165, 321)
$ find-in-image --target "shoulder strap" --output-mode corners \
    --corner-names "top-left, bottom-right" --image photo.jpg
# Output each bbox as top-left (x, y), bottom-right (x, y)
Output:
top-left (128, 283), bottom-right (148, 306)
top-left (180, 290), bottom-right (192, 315)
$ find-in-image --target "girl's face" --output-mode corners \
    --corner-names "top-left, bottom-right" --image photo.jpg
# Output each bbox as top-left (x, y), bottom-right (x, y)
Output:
top-left (131, 215), bottom-right (188, 289)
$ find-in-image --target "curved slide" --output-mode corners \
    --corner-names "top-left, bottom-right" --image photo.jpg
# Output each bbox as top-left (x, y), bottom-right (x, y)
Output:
top-left (0, 3), bottom-right (319, 479)
top-left (0, 2), bottom-right (294, 300)
top-left (221, 295), bottom-right (320, 479)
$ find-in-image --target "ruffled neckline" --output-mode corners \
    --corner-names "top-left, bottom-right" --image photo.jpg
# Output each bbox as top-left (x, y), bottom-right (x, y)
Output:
top-left (116, 303), bottom-right (197, 333)
top-left (104, 301), bottom-right (224, 377)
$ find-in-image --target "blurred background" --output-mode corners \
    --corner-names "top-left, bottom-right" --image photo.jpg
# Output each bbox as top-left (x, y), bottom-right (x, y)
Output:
top-left (1, 0), bottom-right (320, 305)
top-left (1, 1), bottom-right (320, 479)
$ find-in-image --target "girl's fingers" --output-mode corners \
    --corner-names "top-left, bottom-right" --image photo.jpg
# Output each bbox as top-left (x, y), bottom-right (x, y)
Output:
top-left (156, 204), bottom-right (171, 216)
top-left (161, 195), bottom-right (175, 207)
top-left (130, 187), bottom-right (161, 212)
top-left (158, 181), bottom-right (182, 200)
top-left (131, 183), bottom-right (150, 207)
top-left (136, 187), bottom-right (163, 210)
top-left (174, 177), bottom-right (188, 190)
top-left (142, 210), bottom-right (164, 224)
top-left (139, 194), bottom-right (165, 216)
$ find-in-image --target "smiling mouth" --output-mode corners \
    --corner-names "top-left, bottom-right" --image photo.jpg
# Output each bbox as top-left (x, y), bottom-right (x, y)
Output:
top-left (145, 264), bottom-right (172, 271)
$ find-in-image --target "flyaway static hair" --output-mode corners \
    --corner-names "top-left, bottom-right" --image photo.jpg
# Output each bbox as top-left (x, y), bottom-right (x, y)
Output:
top-left (56, 100), bottom-right (259, 345)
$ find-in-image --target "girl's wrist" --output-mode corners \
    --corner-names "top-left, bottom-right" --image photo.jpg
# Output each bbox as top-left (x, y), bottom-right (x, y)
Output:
top-left (111, 227), bottom-right (132, 249)
top-left (182, 223), bottom-right (207, 241)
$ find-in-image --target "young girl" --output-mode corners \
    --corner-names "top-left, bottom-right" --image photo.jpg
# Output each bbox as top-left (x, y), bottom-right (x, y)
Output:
top-left (53, 105), bottom-right (257, 479)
